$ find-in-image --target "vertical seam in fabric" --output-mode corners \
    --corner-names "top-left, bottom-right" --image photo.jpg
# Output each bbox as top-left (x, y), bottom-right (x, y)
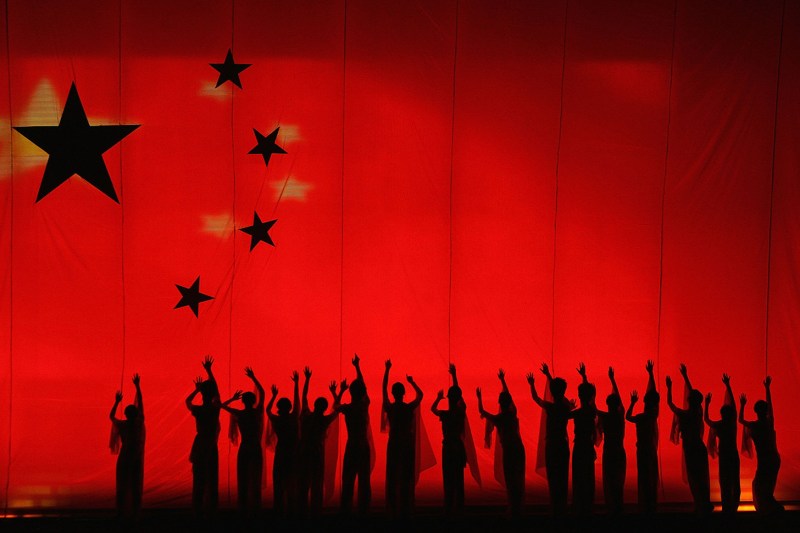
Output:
top-left (227, 0), bottom-right (236, 506)
top-left (764, 0), bottom-right (786, 377)
top-left (118, 0), bottom-right (126, 392)
top-left (339, 0), bottom-right (347, 381)
top-left (3, 0), bottom-right (13, 517)
top-left (550, 0), bottom-right (569, 372)
top-left (657, 0), bottom-right (678, 497)
top-left (447, 0), bottom-right (459, 375)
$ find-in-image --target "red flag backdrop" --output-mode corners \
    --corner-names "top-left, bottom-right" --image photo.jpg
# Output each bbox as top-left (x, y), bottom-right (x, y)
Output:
top-left (1, 0), bottom-right (799, 509)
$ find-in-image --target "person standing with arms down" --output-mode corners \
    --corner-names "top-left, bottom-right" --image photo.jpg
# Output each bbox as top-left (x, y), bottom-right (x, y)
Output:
top-left (528, 363), bottom-right (571, 517)
top-left (739, 376), bottom-right (784, 515)
top-left (666, 364), bottom-right (712, 514)
top-left (185, 356), bottom-right (221, 519)
top-left (219, 367), bottom-right (265, 516)
top-left (382, 359), bottom-right (424, 519)
top-left (478, 369), bottom-right (525, 518)
top-left (267, 371), bottom-right (301, 516)
top-left (339, 354), bottom-right (373, 515)
top-left (626, 360), bottom-right (659, 514)
top-left (109, 373), bottom-right (145, 520)
top-left (704, 373), bottom-right (740, 515)
top-left (596, 366), bottom-right (626, 516)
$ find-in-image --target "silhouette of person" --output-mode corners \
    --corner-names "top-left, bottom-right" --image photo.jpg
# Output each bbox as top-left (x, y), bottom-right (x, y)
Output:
top-left (739, 376), bottom-right (783, 515)
top-left (109, 373), bottom-right (144, 519)
top-left (625, 360), bottom-right (659, 514)
top-left (567, 362), bottom-right (598, 516)
top-left (382, 359), bottom-right (423, 519)
top-left (666, 364), bottom-right (712, 514)
top-left (339, 354), bottom-right (372, 515)
top-left (185, 356), bottom-right (221, 519)
top-left (431, 363), bottom-right (468, 516)
top-left (298, 367), bottom-right (345, 517)
top-left (596, 366), bottom-right (625, 516)
top-left (266, 371), bottom-right (300, 516)
top-left (528, 363), bottom-right (571, 517)
top-left (478, 369), bottom-right (525, 517)
top-left (704, 373), bottom-right (740, 515)
top-left (219, 367), bottom-right (265, 515)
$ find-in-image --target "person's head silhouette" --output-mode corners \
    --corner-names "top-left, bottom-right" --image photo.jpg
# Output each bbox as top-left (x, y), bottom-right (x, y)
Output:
top-left (720, 404), bottom-right (735, 422)
top-left (391, 382), bottom-right (405, 402)
top-left (277, 397), bottom-right (292, 415)
top-left (644, 390), bottom-right (659, 414)
top-left (498, 391), bottom-right (513, 413)
top-left (688, 389), bottom-right (703, 409)
top-left (123, 405), bottom-right (139, 420)
top-left (606, 393), bottom-right (621, 410)
top-left (349, 379), bottom-right (366, 401)
top-left (313, 397), bottom-right (329, 414)
top-left (550, 377), bottom-right (567, 399)
top-left (754, 400), bottom-right (769, 420)
top-left (577, 382), bottom-right (596, 405)
top-left (199, 381), bottom-right (215, 405)
top-left (241, 391), bottom-right (256, 409)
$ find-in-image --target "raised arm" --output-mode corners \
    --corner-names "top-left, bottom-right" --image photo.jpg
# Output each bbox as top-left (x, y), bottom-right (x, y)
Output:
top-left (498, 368), bottom-right (509, 393)
top-left (577, 362), bottom-right (588, 384)
top-left (220, 390), bottom-right (243, 414)
top-left (431, 390), bottom-right (444, 416)
top-left (132, 374), bottom-right (143, 417)
top-left (626, 390), bottom-right (638, 422)
top-left (186, 377), bottom-right (202, 410)
top-left (407, 374), bottom-right (423, 408)
top-left (608, 366), bottom-right (620, 397)
top-left (291, 371), bottom-right (300, 417)
top-left (267, 385), bottom-right (278, 419)
top-left (527, 372), bottom-right (546, 408)
top-left (703, 393), bottom-right (716, 426)
top-left (246, 367), bottom-right (265, 410)
top-left (449, 363), bottom-right (459, 388)
top-left (382, 359), bottom-right (391, 409)
top-left (353, 353), bottom-right (364, 385)
top-left (764, 376), bottom-right (773, 421)
top-left (301, 366), bottom-right (311, 414)
top-left (645, 359), bottom-right (656, 395)
top-left (721, 373), bottom-right (735, 416)
top-left (679, 363), bottom-right (692, 390)
top-left (666, 376), bottom-right (683, 414)
top-left (202, 356), bottom-right (220, 401)
top-left (738, 394), bottom-right (752, 426)
top-left (476, 387), bottom-right (497, 422)
top-left (110, 390), bottom-right (122, 422)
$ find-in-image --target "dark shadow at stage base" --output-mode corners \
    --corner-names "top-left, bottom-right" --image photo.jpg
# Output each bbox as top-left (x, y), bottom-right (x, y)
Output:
top-left (1, 505), bottom-right (798, 532)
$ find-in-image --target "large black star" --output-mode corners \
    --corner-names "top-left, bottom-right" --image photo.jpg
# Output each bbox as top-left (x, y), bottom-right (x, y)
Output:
top-left (239, 212), bottom-right (277, 251)
top-left (175, 277), bottom-right (214, 317)
top-left (13, 83), bottom-right (139, 203)
top-left (248, 127), bottom-right (287, 167)
top-left (210, 49), bottom-right (251, 89)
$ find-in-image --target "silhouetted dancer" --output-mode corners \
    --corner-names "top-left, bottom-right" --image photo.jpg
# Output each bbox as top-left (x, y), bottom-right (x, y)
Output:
top-left (666, 364), bottom-right (712, 514)
top-left (298, 367), bottom-right (345, 517)
top-left (109, 373), bottom-right (144, 519)
top-left (478, 369), bottom-right (525, 518)
top-left (431, 363), bottom-right (469, 516)
top-left (597, 366), bottom-right (625, 516)
top-left (220, 367), bottom-right (265, 515)
top-left (625, 360), bottom-right (659, 514)
top-left (267, 371), bottom-right (300, 516)
top-left (568, 362), bottom-right (598, 517)
top-left (704, 374), bottom-right (740, 515)
top-left (339, 354), bottom-right (373, 515)
top-left (739, 376), bottom-right (783, 514)
top-left (528, 363), bottom-right (570, 517)
top-left (185, 356), bottom-right (220, 519)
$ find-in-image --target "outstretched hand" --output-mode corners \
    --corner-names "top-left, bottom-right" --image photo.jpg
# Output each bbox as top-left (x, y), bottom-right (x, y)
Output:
top-left (722, 373), bottom-right (730, 385)
top-left (679, 363), bottom-right (688, 377)
top-left (271, 385), bottom-right (278, 397)
top-left (232, 390), bottom-right (243, 401)
top-left (526, 372), bottom-right (535, 386)
top-left (608, 366), bottom-right (614, 379)
top-left (705, 392), bottom-right (712, 405)
top-left (577, 362), bottom-right (586, 377)
top-left (304, 366), bottom-right (312, 379)
top-left (132, 373), bottom-right (140, 386)
top-left (245, 366), bottom-right (255, 379)
top-left (340, 379), bottom-right (349, 392)
top-left (291, 370), bottom-right (299, 383)
top-left (630, 390), bottom-right (639, 403)
top-left (194, 376), bottom-right (203, 390)
top-left (329, 380), bottom-right (338, 394)
top-left (115, 391), bottom-right (123, 403)
top-left (764, 376), bottom-right (772, 388)
top-left (540, 363), bottom-right (551, 377)
top-left (406, 375), bottom-right (415, 384)
top-left (385, 359), bottom-right (392, 370)
top-left (436, 389), bottom-right (444, 400)
top-left (202, 355), bottom-right (214, 371)
top-left (448, 363), bottom-right (456, 376)
top-left (497, 368), bottom-right (505, 381)
top-left (646, 360), bottom-right (654, 373)
top-left (352, 354), bottom-right (360, 367)
top-left (739, 393), bottom-right (747, 405)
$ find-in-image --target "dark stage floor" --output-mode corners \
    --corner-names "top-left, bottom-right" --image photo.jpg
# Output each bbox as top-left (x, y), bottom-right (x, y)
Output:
top-left (1, 506), bottom-right (799, 533)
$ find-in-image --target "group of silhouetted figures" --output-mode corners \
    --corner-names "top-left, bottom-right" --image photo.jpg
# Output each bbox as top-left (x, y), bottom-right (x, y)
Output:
top-left (109, 357), bottom-right (783, 521)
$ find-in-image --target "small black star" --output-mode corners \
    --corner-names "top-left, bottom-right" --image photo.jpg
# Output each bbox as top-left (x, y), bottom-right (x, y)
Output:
top-left (175, 277), bottom-right (214, 317)
top-left (239, 212), bottom-right (277, 251)
top-left (13, 83), bottom-right (139, 203)
top-left (210, 49), bottom-right (251, 89)
top-left (248, 127), bottom-right (287, 167)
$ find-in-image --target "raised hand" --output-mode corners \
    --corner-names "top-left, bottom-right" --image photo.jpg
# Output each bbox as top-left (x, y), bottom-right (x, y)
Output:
top-left (245, 366), bottom-right (255, 379)
top-left (630, 390), bottom-right (639, 403)
top-left (739, 393), bottom-right (747, 405)
top-left (764, 376), bottom-right (772, 388)
top-left (665, 376), bottom-right (672, 388)
top-left (271, 385), bottom-right (278, 397)
top-left (202, 355), bottom-right (214, 371)
top-left (679, 363), bottom-right (687, 377)
top-left (406, 375), bottom-right (415, 384)
top-left (132, 373), bottom-right (140, 386)
top-left (577, 362), bottom-right (586, 377)
top-left (705, 392), bottom-right (712, 405)
top-left (526, 372), bottom-right (535, 386)
top-left (115, 391), bottom-right (123, 403)
top-left (291, 370), bottom-right (299, 383)
top-left (340, 379), bottom-right (349, 392)
top-left (540, 363), bottom-right (551, 377)
top-left (475, 387), bottom-right (482, 399)
top-left (722, 373), bottom-right (730, 385)
top-left (385, 359), bottom-right (392, 370)
top-left (194, 376), bottom-right (203, 390)
top-left (448, 363), bottom-right (456, 376)
top-left (645, 360), bottom-right (654, 373)
top-left (232, 390), bottom-right (243, 401)
top-left (608, 366), bottom-right (614, 379)
top-left (303, 366), bottom-right (311, 379)
top-left (436, 390), bottom-right (444, 400)
top-left (497, 368), bottom-right (506, 381)
top-left (329, 380), bottom-right (337, 394)
top-left (352, 354), bottom-right (360, 367)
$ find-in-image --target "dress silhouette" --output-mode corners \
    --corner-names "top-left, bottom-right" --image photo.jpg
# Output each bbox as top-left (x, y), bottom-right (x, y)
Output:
top-left (185, 356), bottom-right (221, 518)
top-left (431, 364), bottom-right (470, 516)
top-left (220, 367), bottom-right (265, 515)
top-left (266, 371), bottom-right (300, 515)
top-left (568, 363), bottom-right (598, 516)
top-left (338, 354), bottom-right (373, 515)
top-left (597, 366), bottom-right (625, 516)
top-left (382, 359), bottom-right (424, 519)
top-left (478, 369), bottom-right (525, 517)
top-left (704, 374), bottom-right (740, 514)
top-left (739, 376), bottom-right (783, 514)
top-left (298, 367), bottom-right (345, 516)
top-left (528, 363), bottom-right (571, 517)
top-left (109, 373), bottom-right (145, 519)
top-left (626, 360), bottom-right (659, 514)
top-left (666, 365), bottom-right (712, 514)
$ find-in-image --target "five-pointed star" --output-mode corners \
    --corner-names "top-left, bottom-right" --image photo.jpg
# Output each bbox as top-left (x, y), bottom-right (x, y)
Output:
top-left (239, 212), bottom-right (277, 251)
top-left (13, 83), bottom-right (139, 203)
top-left (249, 127), bottom-right (287, 167)
top-left (175, 277), bottom-right (214, 317)
top-left (210, 49), bottom-right (251, 89)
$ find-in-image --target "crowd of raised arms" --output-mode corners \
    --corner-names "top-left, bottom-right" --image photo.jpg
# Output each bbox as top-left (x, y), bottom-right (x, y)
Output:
top-left (109, 356), bottom-right (783, 520)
